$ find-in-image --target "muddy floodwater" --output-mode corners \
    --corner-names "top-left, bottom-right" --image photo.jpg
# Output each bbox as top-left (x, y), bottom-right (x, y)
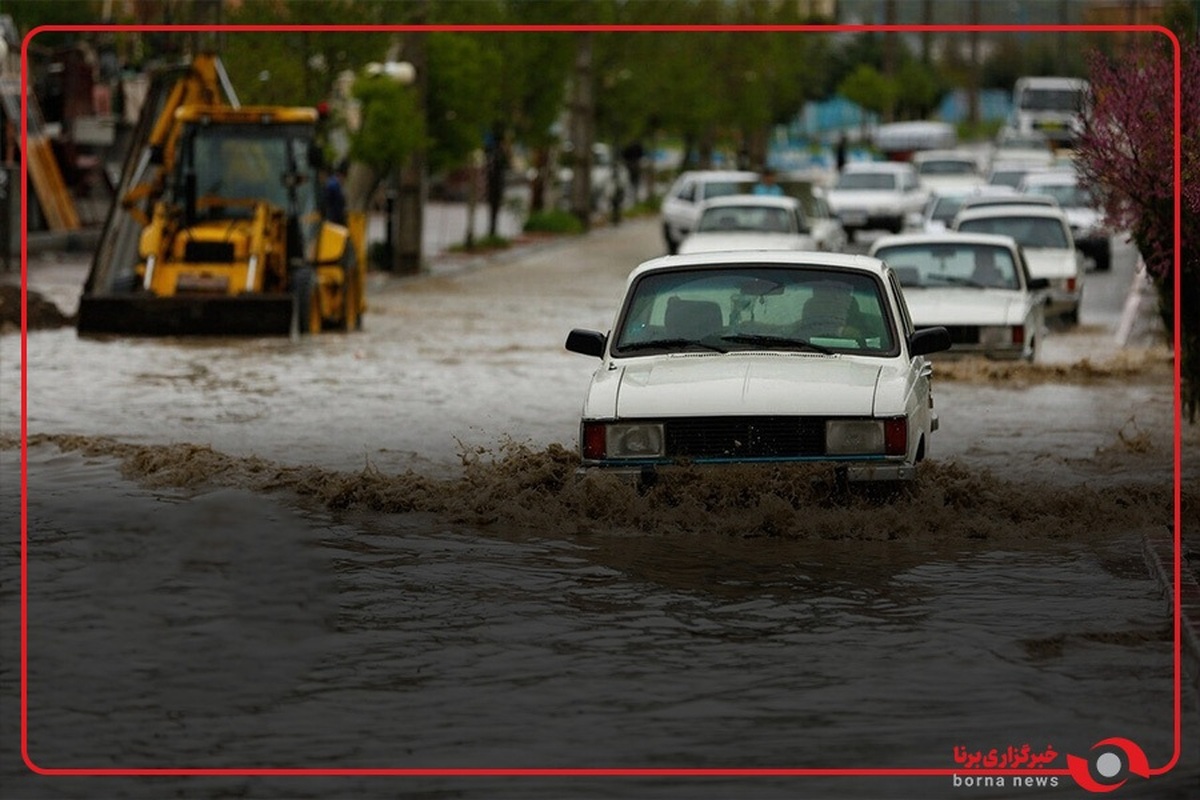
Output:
top-left (2, 218), bottom-right (1197, 799)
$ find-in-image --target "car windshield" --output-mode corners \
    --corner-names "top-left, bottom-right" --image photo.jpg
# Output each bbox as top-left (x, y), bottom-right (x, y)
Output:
top-left (697, 205), bottom-right (794, 233)
top-left (612, 266), bottom-right (896, 356)
top-left (956, 216), bottom-right (1070, 249)
top-left (988, 170), bottom-right (1029, 188)
top-left (998, 133), bottom-right (1049, 150)
top-left (929, 195), bottom-right (967, 223)
top-left (876, 243), bottom-right (1020, 290)
top-left (1019, 88), bottom-right (1085, 112)
top-left (836, 172), bottom-right (898, 191)
top-left (702, 181), bottom-right (753, 200)
top-left (919, 160), bottom-right (976, 176)
top-left (1025, 183), bottom-right (1092, 208)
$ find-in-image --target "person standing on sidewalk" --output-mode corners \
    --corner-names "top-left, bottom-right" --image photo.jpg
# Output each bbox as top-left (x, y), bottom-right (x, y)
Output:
top-left (324, 161), bottom-right (348, 225)
top-left (752, 168), bottom-right (784, 196)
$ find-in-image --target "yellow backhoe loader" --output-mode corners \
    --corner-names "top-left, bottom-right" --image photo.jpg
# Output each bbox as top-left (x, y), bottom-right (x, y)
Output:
top-left (77, 53), bottom-right (366, 336)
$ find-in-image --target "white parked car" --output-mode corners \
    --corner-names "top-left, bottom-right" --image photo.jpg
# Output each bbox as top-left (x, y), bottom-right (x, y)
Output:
top-left (869, 232), bottom-right (1049, 362)
top-left (564, 250), bottom-right (951, 485)
top-left (912, 150), bottom-right (985, 194)
top-left (827, 161), bottom-right (927, 242)
top-left (952, 204), bottom-right (1084, 324)
top-left (677, 195), bottom-right (817, 255)
top-left (1019, 170), bottom-right (1112, 271)
top-left (801, 187), bottom-right (849, 252)
top-left (660, 170), bottom-right (759, 254)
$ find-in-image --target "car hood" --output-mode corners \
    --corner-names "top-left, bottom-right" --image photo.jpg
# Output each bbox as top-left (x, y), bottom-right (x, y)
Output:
top-left (1023, 248), bottom-right (1079, 279)
top-left (677, 232), bottom-right (817, 254)
top-left (903, 287), bottom-right (1029, 326)
top-left (608, 354), bottom-right (882, 417)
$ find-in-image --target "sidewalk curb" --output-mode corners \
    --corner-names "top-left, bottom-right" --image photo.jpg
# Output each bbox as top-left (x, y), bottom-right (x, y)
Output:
top-left (1142, 529), bottom-right (1200, 727)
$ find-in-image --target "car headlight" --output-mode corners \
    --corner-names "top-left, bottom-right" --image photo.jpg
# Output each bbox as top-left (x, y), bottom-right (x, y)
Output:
top-left (826, 418), bottom-right (907, 456)
top-left (582, 422), bottom-right (665, 460)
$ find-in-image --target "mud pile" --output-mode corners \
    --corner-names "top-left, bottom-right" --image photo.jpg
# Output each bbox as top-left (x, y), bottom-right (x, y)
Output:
top-left (0, 285), bottom-right (75, 333)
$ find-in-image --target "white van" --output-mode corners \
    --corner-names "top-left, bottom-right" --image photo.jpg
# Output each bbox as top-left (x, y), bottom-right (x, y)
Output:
top-left (1011, 76), bottom-right (1089, 146)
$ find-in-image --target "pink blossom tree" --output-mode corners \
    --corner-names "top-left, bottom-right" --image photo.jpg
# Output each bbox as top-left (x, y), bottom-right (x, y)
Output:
top-left (1074, 34), bottom-right (1199, 422)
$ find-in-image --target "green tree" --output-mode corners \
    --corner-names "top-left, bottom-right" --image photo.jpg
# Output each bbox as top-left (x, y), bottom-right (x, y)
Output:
top-left (349, 74), bottom-right (425, 179)
top-left (1075, 35), bottom-right (1200, 421)
top-left (838, 64), bottom-right (897, 132)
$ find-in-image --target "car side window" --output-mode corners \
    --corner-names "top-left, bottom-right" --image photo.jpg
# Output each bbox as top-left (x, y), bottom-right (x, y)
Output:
top-left (677, 181), bottom-right (696, 202)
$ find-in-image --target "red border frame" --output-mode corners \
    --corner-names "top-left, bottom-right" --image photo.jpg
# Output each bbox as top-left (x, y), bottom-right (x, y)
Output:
top-left (19, 21), bottom-right (1184, 783)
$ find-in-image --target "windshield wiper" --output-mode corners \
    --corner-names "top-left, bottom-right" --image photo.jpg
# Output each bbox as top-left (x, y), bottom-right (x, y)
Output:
top-left (619, 338), bottom-right (729, 354)
top-left (720, 333), bottom-right (834, 354)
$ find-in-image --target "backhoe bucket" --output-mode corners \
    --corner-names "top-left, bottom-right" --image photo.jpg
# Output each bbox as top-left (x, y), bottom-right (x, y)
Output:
top-left (76, 293), bottom-right (296, 337)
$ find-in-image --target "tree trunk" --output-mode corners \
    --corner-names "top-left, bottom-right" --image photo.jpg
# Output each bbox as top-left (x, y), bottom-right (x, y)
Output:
top-left (568, 32), bottom-right (595, 231)
top-left (394, 20), bottom-right (426, 275)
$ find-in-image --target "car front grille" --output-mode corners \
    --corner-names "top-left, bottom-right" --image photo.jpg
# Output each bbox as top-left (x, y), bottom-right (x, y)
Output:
top-left (664, 416), bottom-right (826, 459)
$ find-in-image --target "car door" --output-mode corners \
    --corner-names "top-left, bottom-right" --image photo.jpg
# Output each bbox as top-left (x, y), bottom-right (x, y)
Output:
top-left (888, 269), bottom-right (936, 456)
top-left (662, 178), bottom-right (697, 237)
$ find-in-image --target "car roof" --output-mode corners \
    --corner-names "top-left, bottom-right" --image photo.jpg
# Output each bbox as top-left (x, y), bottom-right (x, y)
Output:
top-left (841, 161), bottom-right (915, 174)
top-left (697, 193), bottom-right (801, 210)
top-left (963, 194), bottom-right (1058, 208)
top-left (955, 204), bottom-right (1070, 221)
top-left (868, 232), bottom-right (1022, 255)
top-left (629, 250), bottom-right (886, 283)
top-left (674, 170), bottom-right (760, 182)
top-left (912, 149), bottom-right (980, 163)
top-left (1020, 170), bottom-right (1079, 186)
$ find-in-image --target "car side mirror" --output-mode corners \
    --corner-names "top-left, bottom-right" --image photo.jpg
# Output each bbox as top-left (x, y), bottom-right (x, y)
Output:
top-left (909, 326), bottom-right (952, 356)
top-left (566, 328), bottom-right (607, 358)
top-left (1027, 277), bottom-right (1050, 291)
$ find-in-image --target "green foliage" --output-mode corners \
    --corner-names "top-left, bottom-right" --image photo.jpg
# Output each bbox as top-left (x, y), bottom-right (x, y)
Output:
top-left (895, 61), bottom-right (942, 120)
top-left (425, 33), bottom-right (501, 173)
top-left (350, 76), bottom-right (426, 175)
top-left (222, 2), bottom-right (388, 107)
top-left (838, 64), bottom-right (897, 119)
top-left (524, 210), bottom-right (584, 235)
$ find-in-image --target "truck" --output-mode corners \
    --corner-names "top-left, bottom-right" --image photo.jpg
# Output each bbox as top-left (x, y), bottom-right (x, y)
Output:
top-left (76, 54), bottom-right (366, 336)
top-left (1011, 76), bottom-right (1090, 147)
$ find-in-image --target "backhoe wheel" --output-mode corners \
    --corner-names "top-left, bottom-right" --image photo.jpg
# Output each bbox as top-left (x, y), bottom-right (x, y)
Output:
top-left (339, 249), bottom-right (359, 332)
top-left (291, 266), bottom-right (316, 335)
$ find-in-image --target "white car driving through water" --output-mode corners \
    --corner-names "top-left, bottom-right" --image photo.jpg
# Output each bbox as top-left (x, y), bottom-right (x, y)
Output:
top-left (564, 251), bottom-right (951, 486)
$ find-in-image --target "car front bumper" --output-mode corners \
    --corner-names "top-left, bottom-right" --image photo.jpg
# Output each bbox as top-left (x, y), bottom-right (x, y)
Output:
top-left (578, 458), bottom-right (918, 485)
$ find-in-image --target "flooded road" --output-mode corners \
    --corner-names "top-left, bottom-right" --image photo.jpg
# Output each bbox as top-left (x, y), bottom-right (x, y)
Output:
top-left (2, 217), bottom-right (1197, 798)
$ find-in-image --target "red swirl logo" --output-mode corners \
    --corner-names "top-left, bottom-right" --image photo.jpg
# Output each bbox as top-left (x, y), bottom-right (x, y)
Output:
top-left (1066, 738), bottom-right (1149, 793)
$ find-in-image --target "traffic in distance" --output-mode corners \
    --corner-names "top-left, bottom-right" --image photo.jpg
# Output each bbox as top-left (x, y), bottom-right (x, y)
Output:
top-left (575, 95), bottom-right (1122, 485)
